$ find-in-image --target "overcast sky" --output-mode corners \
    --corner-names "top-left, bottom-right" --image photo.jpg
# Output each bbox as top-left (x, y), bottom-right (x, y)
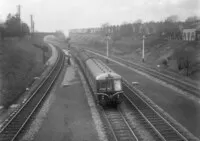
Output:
top-left (0, 0), bottom-right (199, 34)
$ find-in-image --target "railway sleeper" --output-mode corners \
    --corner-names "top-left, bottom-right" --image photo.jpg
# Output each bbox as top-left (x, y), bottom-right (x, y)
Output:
top-left (154, 125), bottom-right (172, 130)
top-left (148, 119), bottom-right (164, 122)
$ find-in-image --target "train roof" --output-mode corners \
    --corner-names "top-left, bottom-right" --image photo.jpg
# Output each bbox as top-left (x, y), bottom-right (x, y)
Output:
top-left (95, 73), bottom-right (121, 80)
top-left (78, 49), bottom-right (93, 62)
top-left (86, 58), bottom-right (121, 80)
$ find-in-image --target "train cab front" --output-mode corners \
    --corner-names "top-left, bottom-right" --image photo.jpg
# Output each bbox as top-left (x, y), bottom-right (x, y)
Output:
top-left (97, 78), bottom-right (123, 106)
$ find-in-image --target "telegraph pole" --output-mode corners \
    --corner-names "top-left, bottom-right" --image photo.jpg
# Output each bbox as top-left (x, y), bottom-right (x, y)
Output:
top-left (17, 5), bottom-right (21, 20)
top-left (30, 15), bottom-right (34, 33)
top-left (142, 35), bottom-right (145, 62)
top-left (106, 34), bottom-right (110, 63)
top-left (32, 21), bottom-right (35, 33)
top-left (17, 5), bottom-right (22, 33)
top-left (106, 35), bottom-right (109, 57)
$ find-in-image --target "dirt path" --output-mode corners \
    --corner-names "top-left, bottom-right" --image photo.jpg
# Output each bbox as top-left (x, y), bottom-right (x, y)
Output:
top-left (21, 60), bottom-right (99, 141)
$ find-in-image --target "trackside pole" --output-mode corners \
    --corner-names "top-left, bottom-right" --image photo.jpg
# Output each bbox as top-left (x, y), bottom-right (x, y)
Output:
top-left (106, 38), bottom-right (109, 63)
top-left (142, 35), bottom-right (145, 62)
top-left (106, 34), bottom-right (110, 63)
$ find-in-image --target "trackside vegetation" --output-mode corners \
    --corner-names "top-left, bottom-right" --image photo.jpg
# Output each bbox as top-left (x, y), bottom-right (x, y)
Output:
top-left (0, 13), bottom-right (48, 108)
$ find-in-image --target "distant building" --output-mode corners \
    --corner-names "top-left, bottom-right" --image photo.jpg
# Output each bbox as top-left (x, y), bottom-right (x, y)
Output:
top-left (196, 29), bottom-right (200, 41)
top-left (182, 29), bottom-right (196, 41)
top-left (182, 20), bottom-right (200, 41)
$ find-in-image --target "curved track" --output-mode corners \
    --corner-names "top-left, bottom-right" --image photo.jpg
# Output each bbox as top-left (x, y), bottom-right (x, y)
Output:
top-left (103, 107), bottom-right (138, 141)
top-left (0, 47), bottom-right (64, 141)
top-left (123, 80), bottom-right (188, 141)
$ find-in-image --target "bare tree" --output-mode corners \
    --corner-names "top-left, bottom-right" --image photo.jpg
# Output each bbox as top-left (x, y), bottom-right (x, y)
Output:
top-left (101, 22), bottom-right (110, 32)
top-left (174, 47), bottom-right (197, 76)
top-left (134, 19), bottom-right (142, 24)
top-left (165, 15), bottom-right (179, 23)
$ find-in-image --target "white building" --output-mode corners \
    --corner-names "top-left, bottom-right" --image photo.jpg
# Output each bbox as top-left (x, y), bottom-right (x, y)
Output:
top-left (182, 29), bottom-right (196, 41)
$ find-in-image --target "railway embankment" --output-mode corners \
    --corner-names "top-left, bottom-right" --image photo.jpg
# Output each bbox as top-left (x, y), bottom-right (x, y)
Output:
top-left (72, 47), bottom-right (199, 141)
top-left (0, 37), bottom-right (43, 108)
top-left (71, 38), bottom-right (200, 139)
top-left (70, 33), bottom-right (200, 82)
top-left (0, 34), bottom-right (58, 129)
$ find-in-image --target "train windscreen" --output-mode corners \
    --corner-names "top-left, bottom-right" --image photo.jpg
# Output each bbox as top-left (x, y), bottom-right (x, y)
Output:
top-left (107, 79), bottom-right (113, 91)
top-left (99, 80), bottom-right (113, 91)
top-left (114, 80), bottom-right (122, 91)
top-left (99, 81), bottom-right (107, 91)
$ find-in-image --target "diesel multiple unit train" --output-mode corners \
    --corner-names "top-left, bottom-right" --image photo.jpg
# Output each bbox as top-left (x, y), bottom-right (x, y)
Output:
top-left (74, 48), bottom-right (123, 106)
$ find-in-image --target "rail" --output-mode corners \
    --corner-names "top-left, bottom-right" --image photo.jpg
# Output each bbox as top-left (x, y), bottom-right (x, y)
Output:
top-left (72, 48), bottom-right (192, 141)
top-left (122, 80), bottom-right (189, 141)
top-left (84, 48), bottom-right (200, 98)
top-left (102, 107), bottom-right (138, 141)
top-left (0, 47), bottom-right (64, 141)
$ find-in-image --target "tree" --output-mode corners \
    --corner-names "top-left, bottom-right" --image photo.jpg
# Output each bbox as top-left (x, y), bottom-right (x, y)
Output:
top-left (134, 19), bottom-right (142, 24)
top-left (185, 16), bottom-right (199, 22)
top-left (165, 15), bottom-right (179, 23)
top-left (101, 22), bottom-right (110, 35)
top-left (6, 13), bottom-right (12, 21)
top-left (101, 22), bottom-right (110, 28)
top-left (5, 14), bottom-right (21, 37)
top-left (66, 37), bottom-right (71, 43)
top-left (55, 30), bottom-right (66, 40)
top-left (3, 13), bottom-right (30, 37)
top-left (119, 23), bottom-right (133, 37)
top-left (174, 47), bottom-right (197, 76)
top-left (21, 22), bottom-right (30, 36)
top-left (111, 30), bottom-right (121, 44)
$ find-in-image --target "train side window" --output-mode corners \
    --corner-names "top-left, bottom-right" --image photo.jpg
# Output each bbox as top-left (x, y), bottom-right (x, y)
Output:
top-left (114, 80), bottom-right (122, 91)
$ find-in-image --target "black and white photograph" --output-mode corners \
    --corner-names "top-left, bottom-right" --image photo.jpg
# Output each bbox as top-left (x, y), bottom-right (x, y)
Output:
top-left (0, 0), bottom-right (200, 140)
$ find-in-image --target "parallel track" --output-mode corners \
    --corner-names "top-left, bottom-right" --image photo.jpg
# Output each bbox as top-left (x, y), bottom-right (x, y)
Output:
top-left (84, 48), bottom-right (200, 98)
top-left (113, 56), bottom-right (199, 97)
top-left (73, 48), bottom-right (190, 141)
top-left (103, 108), bottom-right (138, 141)
top-left (73, 49), bottom-right (138, 141)
top-left (0, 47), bottom-right (64, 141)
top-left (123, 80), bottom-right (188, 141)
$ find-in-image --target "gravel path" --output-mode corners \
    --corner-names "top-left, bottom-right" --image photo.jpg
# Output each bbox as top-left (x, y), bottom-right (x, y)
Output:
top-left (20, 60), bottom-right (100, 141)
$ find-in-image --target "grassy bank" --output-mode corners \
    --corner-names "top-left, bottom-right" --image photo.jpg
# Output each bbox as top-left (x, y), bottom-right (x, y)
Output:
top-left (0, 35), bottom-right (49, 108)
top-left (70, 33), bottom-right (200, 80)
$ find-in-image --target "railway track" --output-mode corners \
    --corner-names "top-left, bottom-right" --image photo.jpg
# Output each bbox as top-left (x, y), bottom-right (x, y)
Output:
top-left (0, 47), bottom-right (65, 141)
top-left (122, 80), bottom-right (189, 141)
top-left (72, 48), bottom-right (194, 141)
top-left (112, 56), bottom-right (199, 97)
top-left (103, 107), bottom-right (138, 141)
top-left (84, 48), bottom-right (200, 98)
top-left (72, 49), bottom-right (138, 141)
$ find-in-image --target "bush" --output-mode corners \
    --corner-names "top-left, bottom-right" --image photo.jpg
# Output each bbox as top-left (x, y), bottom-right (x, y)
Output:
top-left (173, 47), bottom-right (197, 76)
top-left (0, 40), bottom-right (43, 108)
top-left (162, 59), bottom-right (168, 66)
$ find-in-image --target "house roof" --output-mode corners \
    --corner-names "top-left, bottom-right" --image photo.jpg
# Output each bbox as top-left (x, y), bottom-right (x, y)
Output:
top-left (183, 20), bottom-right (200, 30)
